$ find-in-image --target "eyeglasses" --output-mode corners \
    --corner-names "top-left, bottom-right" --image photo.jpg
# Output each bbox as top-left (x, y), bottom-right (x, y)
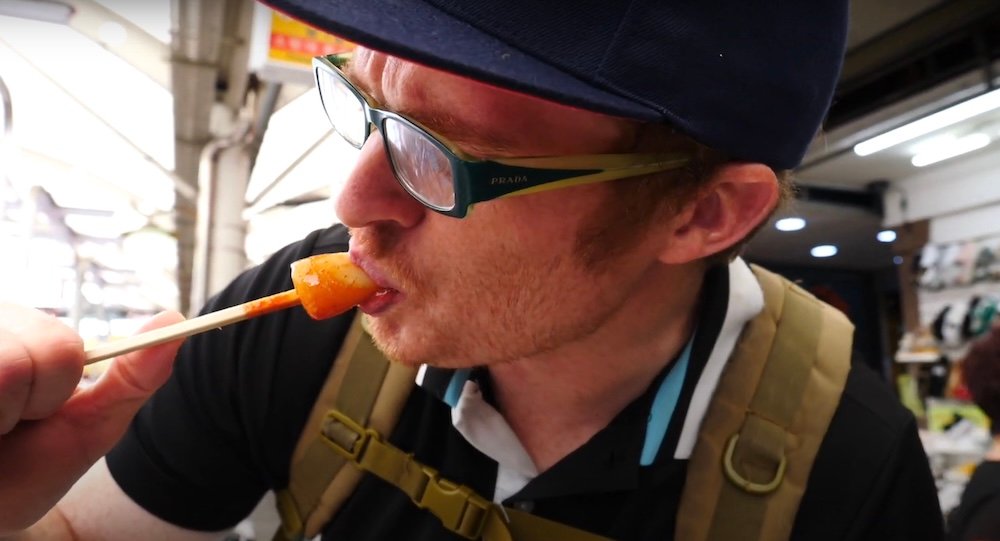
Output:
top-left (313, 54), bottom-right (691, 218)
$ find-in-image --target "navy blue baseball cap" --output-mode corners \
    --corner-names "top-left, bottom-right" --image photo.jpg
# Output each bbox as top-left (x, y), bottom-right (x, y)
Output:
top-left (263, 0), bottom-right (849, 169)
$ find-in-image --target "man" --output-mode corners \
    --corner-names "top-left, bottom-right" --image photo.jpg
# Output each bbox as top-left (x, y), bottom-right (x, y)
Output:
top-left (1, 1), bottom-right (943, 540)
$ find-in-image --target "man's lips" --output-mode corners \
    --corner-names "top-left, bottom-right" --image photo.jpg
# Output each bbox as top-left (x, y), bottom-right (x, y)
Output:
top-left (349, 252), bottom-right (394, 288)
top-left (348, 251), bottom-right (401, 312)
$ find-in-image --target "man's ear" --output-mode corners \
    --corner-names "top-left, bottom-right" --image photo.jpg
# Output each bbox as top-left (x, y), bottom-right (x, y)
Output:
top-left (657, 163), bottom-right (779, 264)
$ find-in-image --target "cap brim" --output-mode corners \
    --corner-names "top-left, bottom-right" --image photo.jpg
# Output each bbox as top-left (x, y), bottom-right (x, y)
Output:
top-left (264, 0), bottom-right (661, 122)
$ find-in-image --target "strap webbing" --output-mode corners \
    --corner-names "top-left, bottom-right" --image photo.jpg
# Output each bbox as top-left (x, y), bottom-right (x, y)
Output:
top-left (317, 408), bottom-right (614, 541)
top-left (674, 265), bottom-right (853, 541)
top-left (275, 315), bottom-right (610, 541)
top-left (275, 315), bottom-right (417, 540)
top-left (707, 276), bottom-right (821, 540)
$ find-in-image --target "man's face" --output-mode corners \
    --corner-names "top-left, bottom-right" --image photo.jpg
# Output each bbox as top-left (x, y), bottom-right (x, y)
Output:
top-left (336, 48), bottom-right (665, 368)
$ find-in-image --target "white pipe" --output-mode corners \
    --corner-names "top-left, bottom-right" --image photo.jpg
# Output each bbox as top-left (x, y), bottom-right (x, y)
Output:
top-left (189, 120), bottom-right (252, 313)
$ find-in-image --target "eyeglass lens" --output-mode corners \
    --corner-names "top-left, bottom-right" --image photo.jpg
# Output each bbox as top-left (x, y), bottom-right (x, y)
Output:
top-left (319, 65), bottom-right (458, 212)
top-left (383, 118), bottom-right (456, 210)
top-left (317, 69), bottom-right (367, 147)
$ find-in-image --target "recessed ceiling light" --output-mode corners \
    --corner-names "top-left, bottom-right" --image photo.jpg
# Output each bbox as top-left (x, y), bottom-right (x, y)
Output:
top-left (775, 217), bottom-right (806, 232)
top-left (877, 230), bottom-right (897, 243)
top-left (811, 245), bottom-right (838, 258)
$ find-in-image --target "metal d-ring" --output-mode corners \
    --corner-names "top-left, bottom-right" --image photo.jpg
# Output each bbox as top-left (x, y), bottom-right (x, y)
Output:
top-left (722, 433), bottom-right (787, 494)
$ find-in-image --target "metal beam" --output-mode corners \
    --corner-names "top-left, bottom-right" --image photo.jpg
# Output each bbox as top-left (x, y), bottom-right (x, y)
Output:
top-left (63, 0), bottom-right (172, 90)
top-left (170, 0), bottom-right (228, 315)
top-left (796, 184), bottom-right (883, 216)
top-left (841, 0), bottom-right (1000, 87)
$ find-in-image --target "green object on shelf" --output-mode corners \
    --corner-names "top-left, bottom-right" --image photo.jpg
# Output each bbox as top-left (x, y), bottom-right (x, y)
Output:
top-left (897, 373), bottom-right (926, 419)
top-left (926, 398), bottom-right (990, 432)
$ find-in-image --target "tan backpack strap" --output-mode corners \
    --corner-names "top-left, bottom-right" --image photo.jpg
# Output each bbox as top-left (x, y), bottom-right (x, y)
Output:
top-left (317, 408), bottom-right (615, 541)
top-left (274, 314), bottom-right (417, 540)
top-left (676, 265), bottom-right (853, 541)
top-left (274, 314), bottom-right (611, 541)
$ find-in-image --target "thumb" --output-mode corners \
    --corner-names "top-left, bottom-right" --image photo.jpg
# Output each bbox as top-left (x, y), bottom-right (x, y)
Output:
top-left (96, 310), bottom-right (186, 398)
top-left (69, 311), bottom-right (186, 456)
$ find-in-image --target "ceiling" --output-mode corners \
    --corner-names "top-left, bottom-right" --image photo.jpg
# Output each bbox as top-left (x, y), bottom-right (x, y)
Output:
top-left (747, 200), bottom-right (895, 271)
top-left (746, 0), bottom-right (1000, 270)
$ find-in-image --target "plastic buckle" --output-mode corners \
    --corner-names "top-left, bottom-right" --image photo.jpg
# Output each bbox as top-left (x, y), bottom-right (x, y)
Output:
top-left (412, 466), bottom-right (493, 539)
top-left (320, 409), bottom-right (374, 462)
top-left (722, 433), bottom-right (786, 494)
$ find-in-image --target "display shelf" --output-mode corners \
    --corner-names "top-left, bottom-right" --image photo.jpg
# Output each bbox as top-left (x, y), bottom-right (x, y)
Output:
top-left (918, 281), bottom-right (1000, 330)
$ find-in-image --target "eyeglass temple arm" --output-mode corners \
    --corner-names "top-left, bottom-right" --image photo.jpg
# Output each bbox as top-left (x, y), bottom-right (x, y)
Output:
top-left (493, 152), bottom-right (689, 170)
top-left (463, 153), bottom-right (690, 203)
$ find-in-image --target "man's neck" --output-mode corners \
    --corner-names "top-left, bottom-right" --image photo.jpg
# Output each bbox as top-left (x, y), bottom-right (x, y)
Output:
top-left (489, 262), bottom-right (707, 472)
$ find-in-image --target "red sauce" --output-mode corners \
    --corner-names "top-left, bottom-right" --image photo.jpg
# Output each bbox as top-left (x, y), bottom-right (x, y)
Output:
top-left (290, 253), bottom-right (378, 320)
top-left (243, 289), bottom-right (301, 317)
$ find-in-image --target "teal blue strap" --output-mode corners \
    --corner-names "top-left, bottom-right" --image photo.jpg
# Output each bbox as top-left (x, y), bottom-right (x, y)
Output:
top-left (444, 368), bottom-right (474, 407)
top-left (641, 336), bottom-right (694, 466)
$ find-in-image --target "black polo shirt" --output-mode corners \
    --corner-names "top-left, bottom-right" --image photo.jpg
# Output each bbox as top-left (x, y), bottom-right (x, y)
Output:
top-left (107, 224), bottom-right (944, 540)
top-left (947, 461), bottom-right (1000, 541)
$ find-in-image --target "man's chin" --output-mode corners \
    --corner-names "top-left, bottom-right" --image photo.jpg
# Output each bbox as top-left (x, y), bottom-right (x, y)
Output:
top-left (365, 321), bottom-right (427, 367)
top-left (368, 333), bottom-right (476, 369)
top-left (365, 318), bottom-right (496, 369)
top-left (371, 340), bottom-right (456, 369)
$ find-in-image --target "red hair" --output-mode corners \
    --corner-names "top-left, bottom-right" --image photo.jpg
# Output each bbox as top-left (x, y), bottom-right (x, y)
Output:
top-left (962, 324), bottom-right (1000, 434)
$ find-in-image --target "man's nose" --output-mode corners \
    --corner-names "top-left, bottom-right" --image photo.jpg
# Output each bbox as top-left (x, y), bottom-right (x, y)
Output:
top-left (335, 134), bottom-right (426, 229)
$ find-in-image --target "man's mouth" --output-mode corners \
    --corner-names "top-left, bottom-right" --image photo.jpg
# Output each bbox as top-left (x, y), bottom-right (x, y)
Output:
top-left (348, 249), bottom-right (403, 315)
top-left (359, 287), bottom-right (399, 315)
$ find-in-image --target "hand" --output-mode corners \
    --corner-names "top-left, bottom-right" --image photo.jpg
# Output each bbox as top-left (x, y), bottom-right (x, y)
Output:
top-left (0, 304), bottom-right (185, 534)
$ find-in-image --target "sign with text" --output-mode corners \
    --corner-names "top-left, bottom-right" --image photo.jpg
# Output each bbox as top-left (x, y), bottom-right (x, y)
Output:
top-left (267, 12), bottom-right (354, 66)
top-left (250, 6), bottom-right (355, 85)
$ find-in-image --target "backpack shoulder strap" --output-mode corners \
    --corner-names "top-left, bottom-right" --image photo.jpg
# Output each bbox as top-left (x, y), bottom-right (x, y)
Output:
top-left (675, 264), bottom-right (854, 541)
top-left (274, 314), bottom-right (614, 541)
top-left (274, 313), bottom-right (418, 540)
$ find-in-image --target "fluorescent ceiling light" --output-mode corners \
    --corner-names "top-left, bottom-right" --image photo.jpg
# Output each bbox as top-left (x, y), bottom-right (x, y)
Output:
top-left (911, 133), bottom-right (991, 167)
top-left (877, 230), bottom-right (897, 243)
top-left (775, 217), bottom-right (806, 232)
top-left (0, 0), bottom-right (73, 24)
top-left (854, 88), bottom-right (1000, 156)
top-left (811, 245), bottom-right (838, 258)
top-left (908, 134), bottom-right (958, 156)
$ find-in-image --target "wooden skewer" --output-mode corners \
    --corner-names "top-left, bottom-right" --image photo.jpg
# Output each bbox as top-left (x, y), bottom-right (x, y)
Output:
top-left (84, 289), bottom-right (302, 365)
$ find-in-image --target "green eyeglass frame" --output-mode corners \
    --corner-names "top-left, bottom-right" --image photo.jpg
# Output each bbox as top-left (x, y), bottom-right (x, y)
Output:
top-left (313, 54), bottom-right (691, 218)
